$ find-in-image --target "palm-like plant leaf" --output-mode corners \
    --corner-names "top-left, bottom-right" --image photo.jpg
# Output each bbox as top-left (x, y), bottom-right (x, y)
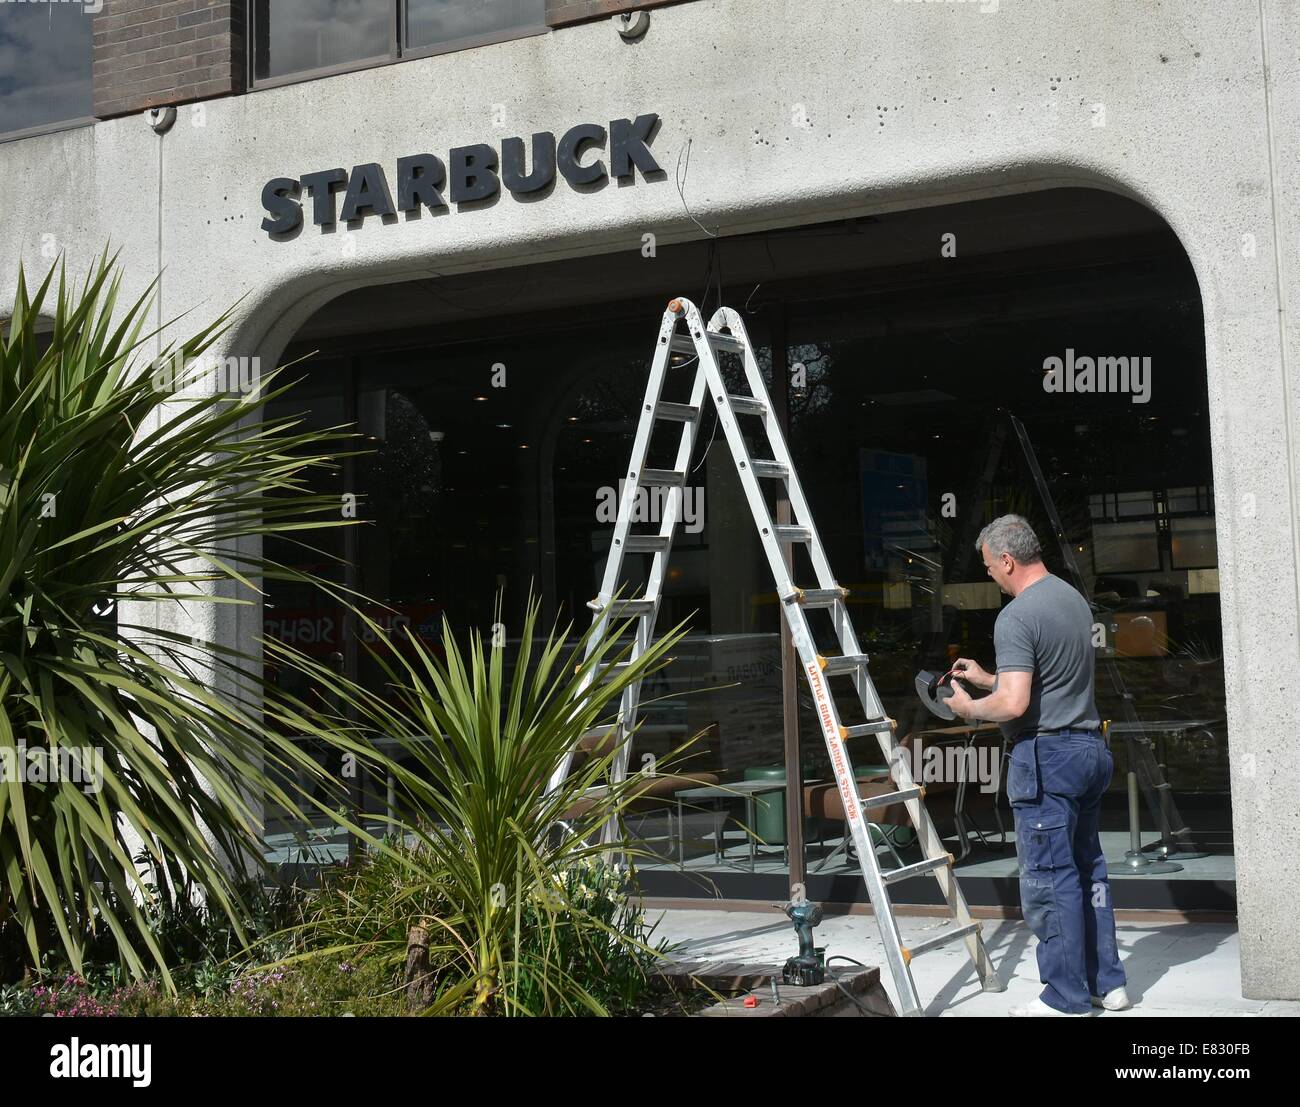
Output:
top-left (0, 251), bottom-right (372, 984)
top-left (266, 591), bottom-right (696, 1015)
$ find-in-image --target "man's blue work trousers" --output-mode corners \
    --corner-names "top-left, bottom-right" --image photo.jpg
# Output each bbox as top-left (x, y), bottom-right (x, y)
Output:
top-left (1007, 730), bottom-right (1127, 1013)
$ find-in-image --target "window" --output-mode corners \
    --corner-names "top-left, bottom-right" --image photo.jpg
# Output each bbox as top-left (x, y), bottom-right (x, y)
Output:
top-left (0, 3), bottom-right (93, 141)
top-left (251, 0), bottom-right (392, 83)
top-left (404, 0), bottom-right (547, 55)
top-left (250, 0), bottom-right (547, 87)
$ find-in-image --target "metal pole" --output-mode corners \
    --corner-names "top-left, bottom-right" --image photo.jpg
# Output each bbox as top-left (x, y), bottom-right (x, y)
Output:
top-left (343, 356), bottom-right (363, 861)
top-left (770, 307), bottom-right (805, 892)
top-left (1122, 735), bottom-right (1181, 873)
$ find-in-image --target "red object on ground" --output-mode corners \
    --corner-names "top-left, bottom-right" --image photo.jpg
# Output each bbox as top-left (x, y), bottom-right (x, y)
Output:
top-left (743, 995), bottom-right (759, 1008)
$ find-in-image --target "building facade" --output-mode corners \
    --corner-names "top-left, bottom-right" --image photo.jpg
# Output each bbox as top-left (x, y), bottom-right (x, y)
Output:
top-left (2, 0), bottom-right (1299, 999)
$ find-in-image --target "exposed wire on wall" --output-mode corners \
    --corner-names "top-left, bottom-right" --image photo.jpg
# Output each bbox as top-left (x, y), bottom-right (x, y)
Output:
top-left (675, 137), bottom-right (719, 244)
top-left (689, 236), bottom-right (723, 475)
top-left (674, 137), bottom-right (729, 474)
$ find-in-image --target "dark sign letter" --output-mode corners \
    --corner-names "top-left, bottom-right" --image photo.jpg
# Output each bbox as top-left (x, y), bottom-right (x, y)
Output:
top-left (340, 162), bottom-right (396, 222)
top-left (261, 177), bottom-right (302, 235)
top-left (396, 154), bottom-right (447, 212)
top-left (501, 132), bottom-right (557, 194)
top-left (610, 114), bottom-right (661, 180)
top-left (449, 144), bottom-right (500, 204)
top-left (557, 124), bottom-right (607, 187)
top-left (300, 168), bottom-right (348, 226)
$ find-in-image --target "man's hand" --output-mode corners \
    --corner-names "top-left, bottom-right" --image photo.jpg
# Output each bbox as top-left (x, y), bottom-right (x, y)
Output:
top-left (947, 670), bottom-right (1031, 724)
top-left (951, 657), bottom-right (995, 691)
top-left (945, 680), bottom-right (978, 719)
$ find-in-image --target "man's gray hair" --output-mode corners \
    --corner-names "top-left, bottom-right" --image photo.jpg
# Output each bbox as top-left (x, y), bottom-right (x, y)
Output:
top-left (976, 514), bottom-right (1043, 564)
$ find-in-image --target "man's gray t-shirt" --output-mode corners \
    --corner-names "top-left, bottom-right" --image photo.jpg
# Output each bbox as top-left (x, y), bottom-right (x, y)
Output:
top-left (993, 573), bottom-right (1101, 741)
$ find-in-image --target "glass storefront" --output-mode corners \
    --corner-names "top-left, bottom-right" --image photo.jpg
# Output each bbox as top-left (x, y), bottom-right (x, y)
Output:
top-left (265, 189), bottom-right (1231, 907)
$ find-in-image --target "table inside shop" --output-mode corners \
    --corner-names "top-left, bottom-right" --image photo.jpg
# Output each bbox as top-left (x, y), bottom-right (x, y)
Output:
top-left (674, 779), bottom-right (816, 871)
top-left (1104, 717), bottom-right (1224, 789)
top-left (1104, 717), bottom-right (1223, 861)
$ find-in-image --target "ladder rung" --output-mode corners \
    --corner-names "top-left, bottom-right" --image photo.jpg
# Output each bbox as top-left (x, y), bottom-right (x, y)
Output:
top-left (589, 597), bottom-right (657, 619)
top-left (818, 653), bottom-right (869, 675)
top-left (623, 534), bottom-right (671, 553)
top-left (882, 853), bottom-right (953, 886)
top-left (707, 330), bottom-right (746, 354)
top-left (860, 786), bottom-right (921, 810)
top-left (669, 331), bottom-right (746, 356)
top-left (727, 395), bottom-right (767, 417)
top-left (750, 459), bottom-right (789, 480)
top-left (786, 587), bottom-right (847, 608)
top-left (638, 468), bottom-right (686, 488)
top-left (841, 719), bottom-right (895, 739)
top-left (655, 400), bottom-right (700, 423)
top-left (902, 922), bottom-right (981, 963)
top-left (773, 525), bottom-right (811, 544)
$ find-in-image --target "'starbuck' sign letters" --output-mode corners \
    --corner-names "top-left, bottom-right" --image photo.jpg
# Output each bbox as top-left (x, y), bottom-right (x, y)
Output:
top-left (260, 113), bottom-right (662, 238)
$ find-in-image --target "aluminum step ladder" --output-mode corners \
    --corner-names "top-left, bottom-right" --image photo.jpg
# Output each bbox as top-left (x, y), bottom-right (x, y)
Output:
top-left (553, 296), bottom-right (1005, 1016)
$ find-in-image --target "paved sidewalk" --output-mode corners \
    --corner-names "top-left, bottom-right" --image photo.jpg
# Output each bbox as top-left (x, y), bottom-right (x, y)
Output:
top-left (647, 908), bottom-right (1300, 1017)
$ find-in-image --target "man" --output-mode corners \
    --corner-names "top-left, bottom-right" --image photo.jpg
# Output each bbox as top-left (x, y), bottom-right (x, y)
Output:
top-left (943, 514), bottom-right (1130, 1017)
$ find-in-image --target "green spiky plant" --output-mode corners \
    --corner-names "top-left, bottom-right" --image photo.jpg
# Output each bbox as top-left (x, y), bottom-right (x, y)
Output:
top-left (0, 252), bottom-right (375, 986)
top-left (266, 593), bottom-right (695, 1016)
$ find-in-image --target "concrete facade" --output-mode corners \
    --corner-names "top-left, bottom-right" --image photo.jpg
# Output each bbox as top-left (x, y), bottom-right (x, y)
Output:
top-left (1, 0), bottom-right (1297, 998)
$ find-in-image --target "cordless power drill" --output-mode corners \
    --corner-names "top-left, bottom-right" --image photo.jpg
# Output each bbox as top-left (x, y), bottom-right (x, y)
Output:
top-left (781, 900), bottom-right (825, 986)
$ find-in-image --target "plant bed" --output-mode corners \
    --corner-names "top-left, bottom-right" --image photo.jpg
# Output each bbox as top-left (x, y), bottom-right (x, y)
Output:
top-left (655, 960), bottom-right (896, 1017)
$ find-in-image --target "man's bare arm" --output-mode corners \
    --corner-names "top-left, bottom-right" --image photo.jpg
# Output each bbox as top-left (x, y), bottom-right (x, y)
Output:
top-left (948, 670), bottom-right (1031, 723)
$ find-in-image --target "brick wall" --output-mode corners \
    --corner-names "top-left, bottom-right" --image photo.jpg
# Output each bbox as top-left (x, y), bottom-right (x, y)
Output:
top-left (93, 1), bottom-right (245, 119)
top-left (546, 0), bottom-right (696, 29)
top-left (88, 1), bottom-right (692, 119)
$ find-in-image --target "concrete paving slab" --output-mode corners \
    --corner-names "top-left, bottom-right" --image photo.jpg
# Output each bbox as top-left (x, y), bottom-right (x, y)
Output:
top-left (648, 908), bottom-right (1300, 1017)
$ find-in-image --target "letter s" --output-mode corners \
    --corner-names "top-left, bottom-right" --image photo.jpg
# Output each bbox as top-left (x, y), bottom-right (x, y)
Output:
top-left (261, 177), bottom-right (303, 235)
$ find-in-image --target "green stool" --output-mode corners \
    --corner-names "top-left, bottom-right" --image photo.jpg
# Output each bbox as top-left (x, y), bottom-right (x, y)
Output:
top-left (744, 765), bottom-right (787, 845)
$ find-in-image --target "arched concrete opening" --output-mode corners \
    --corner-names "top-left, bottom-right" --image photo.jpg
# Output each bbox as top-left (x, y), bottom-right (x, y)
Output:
top-left (256, 185), bottom-right (1230, 915)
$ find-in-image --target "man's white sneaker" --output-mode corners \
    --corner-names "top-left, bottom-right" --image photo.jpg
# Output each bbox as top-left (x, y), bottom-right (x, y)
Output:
top-left (1008, 997), bottom-right (1090, 1017)
top-left (1090, 986), bottom-right (1132, 1010)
